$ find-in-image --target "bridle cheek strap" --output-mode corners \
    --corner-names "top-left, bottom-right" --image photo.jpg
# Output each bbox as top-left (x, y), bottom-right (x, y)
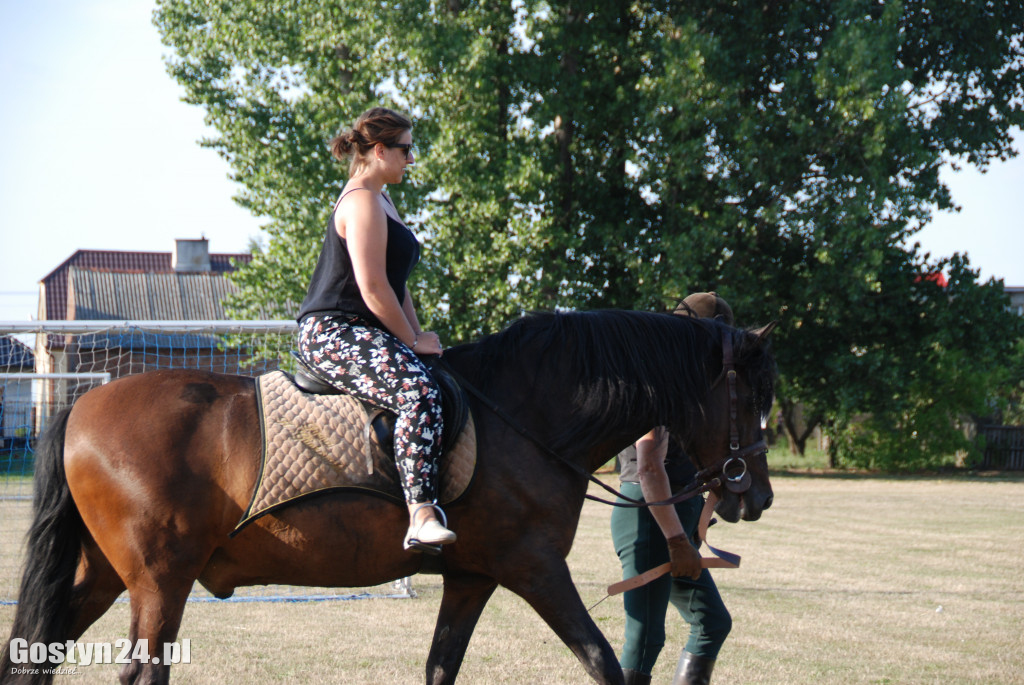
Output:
top-left (694, 331), bottom-right (767, 497)
top-left (725, 332), bottom-right (741, 452)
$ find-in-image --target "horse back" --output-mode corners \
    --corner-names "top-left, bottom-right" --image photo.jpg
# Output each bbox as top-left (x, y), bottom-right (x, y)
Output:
top-left (63, 369), bottom-right (262, 534)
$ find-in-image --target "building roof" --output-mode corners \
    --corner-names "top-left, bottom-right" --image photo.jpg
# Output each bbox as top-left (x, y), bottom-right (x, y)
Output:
top-left (915, 272), bottom-right (949, 288)
top-left (40, 248), bottom-right (250, 321)
top-left (67, 267), bottom-right (241, 321)
top-left (0, 336), bottom-right (33, 370)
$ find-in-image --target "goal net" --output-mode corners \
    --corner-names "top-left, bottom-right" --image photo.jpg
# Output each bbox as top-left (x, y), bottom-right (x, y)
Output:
top-left (0, 321), bottom-right (413, 603)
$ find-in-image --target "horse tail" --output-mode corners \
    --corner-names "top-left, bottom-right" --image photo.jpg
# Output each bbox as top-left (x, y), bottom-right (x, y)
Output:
top-left (1, 407), bottom-right (82, 685)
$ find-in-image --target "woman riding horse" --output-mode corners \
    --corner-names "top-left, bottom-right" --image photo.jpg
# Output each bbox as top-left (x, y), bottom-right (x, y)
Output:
top-left (296, 106), bottom-right (455, 552)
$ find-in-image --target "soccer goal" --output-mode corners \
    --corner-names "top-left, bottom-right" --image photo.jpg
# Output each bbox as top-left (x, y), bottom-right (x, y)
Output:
top-left (0, 320), bottom-right (414, 603)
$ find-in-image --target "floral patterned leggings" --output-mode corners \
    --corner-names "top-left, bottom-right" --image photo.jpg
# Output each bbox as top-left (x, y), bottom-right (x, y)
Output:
top-left (298, 314), bottom-right (443, 504)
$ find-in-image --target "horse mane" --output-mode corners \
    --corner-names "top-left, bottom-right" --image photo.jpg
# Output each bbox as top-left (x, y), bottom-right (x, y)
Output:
top-left (462, 310), bottom-right (730, 453)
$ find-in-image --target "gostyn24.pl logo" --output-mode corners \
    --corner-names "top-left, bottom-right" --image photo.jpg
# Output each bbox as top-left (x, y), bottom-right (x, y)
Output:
top-left (8, 638), bottom-right (191, 667)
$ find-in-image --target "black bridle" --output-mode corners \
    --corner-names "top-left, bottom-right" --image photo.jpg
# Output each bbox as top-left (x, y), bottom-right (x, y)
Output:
top-left (593, 330), bottom-right (767, 508)
top-left (437, 329), bottom-right (767, 510)
top-left (687, 331), bottom-right (768, 496)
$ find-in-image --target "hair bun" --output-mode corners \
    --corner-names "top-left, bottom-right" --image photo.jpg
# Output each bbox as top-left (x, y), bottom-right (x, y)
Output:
top-left (329, 107), bottom-right (413, 167)
top-left (329, 130), bottom-right (356, 161)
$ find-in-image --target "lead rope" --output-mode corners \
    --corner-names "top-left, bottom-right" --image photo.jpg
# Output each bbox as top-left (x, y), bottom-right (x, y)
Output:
top-left (587, 490), bottom-right (741, 613)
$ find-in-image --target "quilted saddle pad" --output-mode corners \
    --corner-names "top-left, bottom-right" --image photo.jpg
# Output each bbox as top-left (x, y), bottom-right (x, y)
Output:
top-left (232, 370), bottom-right (477, 534)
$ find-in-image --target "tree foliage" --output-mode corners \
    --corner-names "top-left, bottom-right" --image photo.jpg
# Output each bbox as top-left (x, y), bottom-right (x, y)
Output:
top-left (154, 0), bottom-right (1024, 467)
top-left (829, 257), bottom-right (1024, 469)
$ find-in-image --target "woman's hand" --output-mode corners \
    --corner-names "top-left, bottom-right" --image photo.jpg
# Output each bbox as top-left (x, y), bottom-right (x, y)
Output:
top-left (412, 330), bottom-right (443, 356)
top-left (666, 534), bottom-right (702, 580)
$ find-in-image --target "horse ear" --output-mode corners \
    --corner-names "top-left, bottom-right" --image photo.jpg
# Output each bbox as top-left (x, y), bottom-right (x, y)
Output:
top-left (751, 321), bottom-right (778, 343)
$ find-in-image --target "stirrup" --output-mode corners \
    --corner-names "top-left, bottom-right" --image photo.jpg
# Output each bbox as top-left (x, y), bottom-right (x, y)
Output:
top-left (403, 503), bottom-right (456, 555)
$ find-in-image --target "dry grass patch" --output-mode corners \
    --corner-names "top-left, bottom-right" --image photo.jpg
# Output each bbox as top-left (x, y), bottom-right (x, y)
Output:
top-left (2, 474), bottom-right (1023, 683)
top-left (690, 476), bottom-right (1024, 685)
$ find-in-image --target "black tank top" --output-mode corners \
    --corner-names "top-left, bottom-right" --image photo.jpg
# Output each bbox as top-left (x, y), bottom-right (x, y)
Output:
top-left (297, 191), bottom-right (420, 329)
top-left (618, 441), bottom-right (698, 490)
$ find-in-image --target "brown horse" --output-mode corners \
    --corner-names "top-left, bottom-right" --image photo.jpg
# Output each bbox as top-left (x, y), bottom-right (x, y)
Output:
top-left (1, 310), bottom-right (776, 685)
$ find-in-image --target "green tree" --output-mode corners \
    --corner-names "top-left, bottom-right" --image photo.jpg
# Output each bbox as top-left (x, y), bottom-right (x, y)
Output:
top-left (1000, 340), bottom-right (1024, 426)
top-left (155, 1), bottom-right (1024, 467)
top-left (626, 2), bottom-right (1024, 456)
top-left (829, 257), bottom-right (1024, 469)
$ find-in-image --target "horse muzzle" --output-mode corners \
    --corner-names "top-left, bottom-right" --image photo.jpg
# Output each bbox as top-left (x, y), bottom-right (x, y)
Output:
top-left (711, 448), bottom-right (773, 522)
top-left (714, 486), bottom-right (772, 522)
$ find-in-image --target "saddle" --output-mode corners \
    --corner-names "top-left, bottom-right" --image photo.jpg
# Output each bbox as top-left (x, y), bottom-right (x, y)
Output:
top-left (289, 351), bottom-right (470, 458)
top-left (230, 355), bottom-right (475, 536)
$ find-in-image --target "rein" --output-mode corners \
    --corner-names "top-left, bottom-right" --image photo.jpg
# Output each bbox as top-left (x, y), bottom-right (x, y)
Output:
top-left (436, 329), bottom-right (766, 510)
top-left (440, 329), bottom-right (766, 613)
top-left (436, 358), bottom-right (641, 505)
top-left (587, 489), bottom-right (740, 612)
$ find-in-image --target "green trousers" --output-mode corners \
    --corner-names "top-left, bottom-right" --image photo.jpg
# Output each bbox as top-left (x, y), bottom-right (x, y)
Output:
top-left (610, 481), bottom-right (731, 673)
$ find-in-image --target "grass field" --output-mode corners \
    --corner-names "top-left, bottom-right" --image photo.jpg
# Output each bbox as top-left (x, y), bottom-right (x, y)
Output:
top-left (3, 472), bottom-right (1023, 684)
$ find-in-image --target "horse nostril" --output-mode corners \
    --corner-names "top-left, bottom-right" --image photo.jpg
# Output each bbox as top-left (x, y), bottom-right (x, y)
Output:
top-left (763, 495), bottom-right (773, 510)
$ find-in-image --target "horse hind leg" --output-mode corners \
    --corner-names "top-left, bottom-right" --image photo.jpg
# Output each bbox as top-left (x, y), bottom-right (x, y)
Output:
top-left (81, 526), bottom-right (206, 684)
top-left (116, 579), bottom-right (193, 685)
top-left (89, 526), bottom-right (199, 684)
top-left (426, 574), bottom-right (498, 684)
top-left (68, 536), bottom-right (127, 640)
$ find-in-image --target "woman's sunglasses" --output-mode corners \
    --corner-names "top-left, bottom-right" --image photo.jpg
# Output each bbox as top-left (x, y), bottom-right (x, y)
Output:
top-left (388, 143), bottom-right (414, 160)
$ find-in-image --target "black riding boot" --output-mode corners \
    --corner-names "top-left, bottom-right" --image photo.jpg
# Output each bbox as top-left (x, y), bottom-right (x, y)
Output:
top-left (672, 651), bottom-right (716, 685)
top-left (622, 668), bottom-right (652, 685)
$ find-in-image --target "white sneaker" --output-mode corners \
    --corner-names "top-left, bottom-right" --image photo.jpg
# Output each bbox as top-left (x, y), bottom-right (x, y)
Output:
top-left (414, 520), bottom-right (457, 544)
top-left (403, 518), bottom-right (456, 544)
top-left (403, 519), bottom-right (456, 554)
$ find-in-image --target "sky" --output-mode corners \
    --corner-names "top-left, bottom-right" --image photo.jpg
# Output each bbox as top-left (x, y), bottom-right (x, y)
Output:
top-left (1, 0), bottom-right (1022, 324)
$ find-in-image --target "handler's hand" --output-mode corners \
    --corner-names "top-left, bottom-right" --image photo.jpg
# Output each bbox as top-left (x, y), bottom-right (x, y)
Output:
top-left (413, 331), bottom-right (443, 356)
top-left (666, 534), bottom-right (702, 580)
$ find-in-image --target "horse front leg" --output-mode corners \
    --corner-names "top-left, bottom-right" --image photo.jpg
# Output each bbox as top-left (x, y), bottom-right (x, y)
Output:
top-left (426, 573), bottom-right (498, 685)
top-left (503, 556), bottom-right (624, 685)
